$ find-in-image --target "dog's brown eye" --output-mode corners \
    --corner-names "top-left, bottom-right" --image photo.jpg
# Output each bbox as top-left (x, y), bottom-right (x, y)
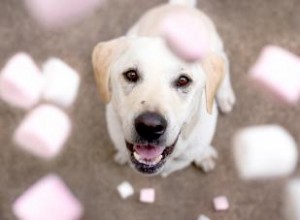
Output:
top-left (175, 75), bottom-right (192, 88)
top-left (123, 69), bottom-right (139, 83)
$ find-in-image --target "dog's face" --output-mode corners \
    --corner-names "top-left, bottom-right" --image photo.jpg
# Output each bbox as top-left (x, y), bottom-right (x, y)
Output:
top-left (92, 37), bottom-right (224, 175)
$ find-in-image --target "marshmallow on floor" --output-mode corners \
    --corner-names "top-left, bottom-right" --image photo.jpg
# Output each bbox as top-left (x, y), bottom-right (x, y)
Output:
top-left (24, 0), bottom-right (105, 29)
top-left (0, 53), bottom-right (44, 109)
top-left (249, 45), bottom-right (300, 104)
top-left (117, 181), bottom-right (134, 199)
top-left (232, 125), bottom-right (298, 180)
top-left (197, 214), bottom-right (210, 220)
top-left (140, 188), bottom-right (155, 203)
top-left (14, 105), bottom-right (71, 159)
top-left (161, 11), bottom-right (210, 62)
top-left (213, 196), bottom-right (229, 211)
top-left (43, 58), bottom-right (80, 108)
top-left (13, 174), bottom-right (83, 220)
top-left (284, 179), bottom-right (300, 220)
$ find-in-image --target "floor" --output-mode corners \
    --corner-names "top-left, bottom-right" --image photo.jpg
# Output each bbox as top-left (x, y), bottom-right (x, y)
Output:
top-left (0, 0), bottom-right (300, 219)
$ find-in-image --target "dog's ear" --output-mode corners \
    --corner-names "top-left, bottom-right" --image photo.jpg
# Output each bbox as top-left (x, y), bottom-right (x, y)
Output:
top-left (92, 37), bottom-right (128, 103)
top-left (201, 54), bottom-right (225, 114)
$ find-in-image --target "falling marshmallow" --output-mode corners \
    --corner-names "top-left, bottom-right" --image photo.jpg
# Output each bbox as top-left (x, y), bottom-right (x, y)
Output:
top-left (12, 174), bottom-right (83, 220)
top-left (140, 188), bottom-right (155, 203)
top-left (117, 181), bottom-right (134, 199)
top-left (0, 53), bottom-right (44, 109)
top-left (14, 105), bottom-right (71, 159)
top-left (24, 0), bottom-right (105, 29)
top-left (232, 125), bottom-right (298, 180)
top-left (197, 214), bottom-right (210, 220)
top-left (213, 196), bottom-right (229, 211)
top-left (161, 11), bottom-right (210, 62)
top-left (249, 45), bottom-right (300, 104)
top-left (42, 58), bottom-right (80, 108)
top-left (284, 179), bottom-right (300, 220)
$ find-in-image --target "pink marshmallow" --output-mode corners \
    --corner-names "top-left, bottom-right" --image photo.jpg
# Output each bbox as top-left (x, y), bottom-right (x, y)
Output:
top-left (24, 0), bottom-right (105, 29)
top-left (249, 45), bottom-right (300, 104)
top-left (213, 196), bottom-right (229, 211)
top-left (0, 53), bottom-right (44, 109)
top-left (14, 105), bottom-right (71, 159)
top-left (140, 188), bottom-right (155, 203)
top-left (13, 174), bottom-right (83, 220)
top-left (161, 11), bottom-right (210, 62)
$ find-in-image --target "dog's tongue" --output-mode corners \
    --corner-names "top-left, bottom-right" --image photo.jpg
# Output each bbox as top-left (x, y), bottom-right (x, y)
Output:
top-left (134, 144), bottom-right (165, 160)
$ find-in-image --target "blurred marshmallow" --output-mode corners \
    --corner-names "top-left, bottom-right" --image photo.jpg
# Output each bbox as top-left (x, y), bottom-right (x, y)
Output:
top-left (197, 214), bottom-right (210, 220)
top-left (232, 125), bottom-right (298, 180)
top-left (213, 196), bottom-right (229, 211)
top-left (14, 105), bottom-right (71, 159)
top-left (284, 179), bottom-right (300, 220)
top-left (43, 58), bottom-right (80, 108)
top-left (13, 174), bottom-right (83, 220)
top-left (161, 11), bottom-right (210, 62)
top-left (24, 0), bottom-right (105, 29)
top-left (140, 188), bottom-right (155, 203)
top-left (117, 181), bottom-right (134, 199)
top-left (249, 45), bottom-right (300, 104)
top-left (0, 53), bottom-right (43, 109)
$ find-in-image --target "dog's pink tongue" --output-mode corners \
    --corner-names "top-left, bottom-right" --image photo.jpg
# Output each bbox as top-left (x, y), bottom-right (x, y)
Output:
top-left (134, 145), bottom-right (165, 160)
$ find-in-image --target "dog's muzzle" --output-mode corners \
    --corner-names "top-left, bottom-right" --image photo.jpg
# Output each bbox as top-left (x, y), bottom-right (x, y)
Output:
top-left (125, 112), bottom-right (177, 175)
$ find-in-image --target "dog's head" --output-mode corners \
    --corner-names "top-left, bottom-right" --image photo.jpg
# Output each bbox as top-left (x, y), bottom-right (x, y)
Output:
top-left (92, 36), bottom-right (224, 175)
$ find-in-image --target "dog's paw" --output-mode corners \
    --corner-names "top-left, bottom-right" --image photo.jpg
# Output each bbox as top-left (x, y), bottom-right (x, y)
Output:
top-left (217, 86), bottom-right (236, 114)
top-left (194, 147), bottom-right (218, 173)
top-left (114, 151), bottom-right (128, 165)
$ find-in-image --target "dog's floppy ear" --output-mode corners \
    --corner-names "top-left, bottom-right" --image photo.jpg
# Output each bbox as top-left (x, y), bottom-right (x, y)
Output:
top-left (202, 54), bottom-right (225, 114)
top-left (92, 37), bottom-right (128, 103)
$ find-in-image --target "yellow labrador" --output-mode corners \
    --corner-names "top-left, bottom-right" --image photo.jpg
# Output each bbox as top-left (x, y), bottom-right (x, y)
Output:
top-left (92, 0), bottom-right (235, 176)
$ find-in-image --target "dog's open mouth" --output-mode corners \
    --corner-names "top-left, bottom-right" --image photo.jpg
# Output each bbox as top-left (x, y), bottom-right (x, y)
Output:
top-left (126, 140), bottom-right (177, 174)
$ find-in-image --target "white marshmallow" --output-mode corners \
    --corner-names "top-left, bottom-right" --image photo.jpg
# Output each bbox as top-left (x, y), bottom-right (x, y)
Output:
top-left (24, 0), bottom-right (105, 29)
top-left (14, 105), bottom-right (71, 159)
top-left (284, 179), bottom-right (300, 220)
top-left (197, 214), bottom-right (210, 220)
top-left (140, 188), bottom-right (155, 203)
top-left (213, 196), bottom-right (229, 211)
top-left (232, 125), bottom-right (298, 180)
top-left (249, 45), bottom-right (300, 104)
top-left (43, 58), bottom-right (80, 108)
top-left (117, 181), bottom-right (134, 199)
top-left (0, 53), bottom-right (44, 109)
top-left (13, 174), bottom-right (83, 220)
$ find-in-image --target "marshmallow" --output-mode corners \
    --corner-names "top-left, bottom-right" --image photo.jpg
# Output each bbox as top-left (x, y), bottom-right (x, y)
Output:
top-left (13, 174), bottom-right (83, 220)
top-left (213, 196), bottom-right (229, 211)
top-left (42, 58), bottom-right (80, 108)
top-left (140, 188), bottom-right (155, 203)
top-left (24, 0), bottom-right (105, 29)
top-left (0, 53), bottom-right (44, 109)
top-left (161, 11), bottom-right (210, 62)
top-left (14, 105), bottom-right (71, 159)
top-left (249, 45), bottom-right (300, 104)
top-left (197, 214), bottom-right (210, 220)
top-left (232, 125), bottom-right (298, 180)
top-left (117, 181), bottom-right (134, 199)
top-left (284, 179), bottom-right (300, 220)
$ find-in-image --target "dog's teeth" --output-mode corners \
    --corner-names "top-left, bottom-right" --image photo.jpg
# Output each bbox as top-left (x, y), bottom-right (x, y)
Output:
top-left (133, 152), bottom-right (141, 161)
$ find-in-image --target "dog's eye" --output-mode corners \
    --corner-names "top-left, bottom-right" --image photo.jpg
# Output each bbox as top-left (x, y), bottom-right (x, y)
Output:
top-left (123, 69), bottom-right (139, 83)
top-left (175, 75), bottom-right (192, 88)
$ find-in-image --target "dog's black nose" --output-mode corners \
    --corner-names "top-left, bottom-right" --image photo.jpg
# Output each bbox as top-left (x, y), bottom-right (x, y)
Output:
top-left (135, 112), bottom-right (167, 141)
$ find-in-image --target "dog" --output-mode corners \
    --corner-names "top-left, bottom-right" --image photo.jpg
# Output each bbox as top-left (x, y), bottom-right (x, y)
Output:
top-left (92, 0), bottom-right (236, 177)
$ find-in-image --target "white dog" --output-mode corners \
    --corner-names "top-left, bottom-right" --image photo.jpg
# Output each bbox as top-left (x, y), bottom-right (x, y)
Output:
top-left (92, 0), bottom-right (235, 177)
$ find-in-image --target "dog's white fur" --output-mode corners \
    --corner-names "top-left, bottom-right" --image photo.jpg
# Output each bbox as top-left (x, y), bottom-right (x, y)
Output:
top-left (92, 0), bottom-right (235, 177)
